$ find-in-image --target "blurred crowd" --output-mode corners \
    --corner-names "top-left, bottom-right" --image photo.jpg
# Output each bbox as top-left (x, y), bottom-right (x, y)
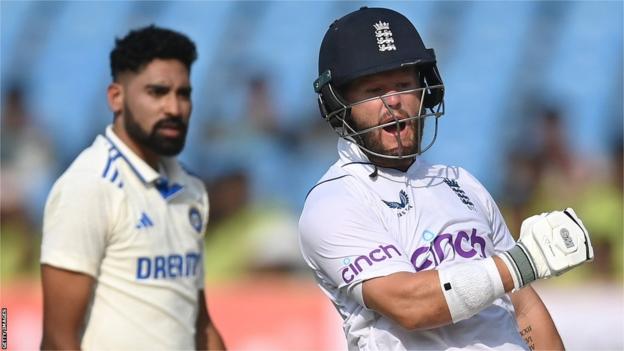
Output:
top-left (0, 75), bottom-right (324, 282)
top-left (1, 76), bottom-right (622, 285)
top-left (500, 106), bottom-right (623, 281)
top-left (1, 4), bottom-right (621, 350)
top-left (1, 85), bottom-right (57, 275)
top-left (1, 1), bottom-right (622, 287)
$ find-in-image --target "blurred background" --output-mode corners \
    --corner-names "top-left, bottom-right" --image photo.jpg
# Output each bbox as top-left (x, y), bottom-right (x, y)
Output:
top-left (1, 1), bottom-right (622, 350)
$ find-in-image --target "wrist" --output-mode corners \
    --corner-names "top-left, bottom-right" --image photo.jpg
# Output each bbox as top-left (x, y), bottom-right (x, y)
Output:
top-left (499, 243), bottom-right (540, 291)
top-left (493, 256), bottom-right (516, 292)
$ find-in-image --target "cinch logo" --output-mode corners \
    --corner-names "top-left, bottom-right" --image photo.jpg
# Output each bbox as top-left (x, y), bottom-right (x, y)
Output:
top-left (410, 228), bottom-right (487, 271)
top-left (341, 244), bottom-right (402, 283)
top-left (382, 190), bottom-right (413, 217)
top-left (136, 252), bottom-right (201, 280)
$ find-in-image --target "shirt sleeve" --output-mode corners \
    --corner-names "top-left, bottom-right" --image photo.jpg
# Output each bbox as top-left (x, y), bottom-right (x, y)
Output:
top-left (41, 173), bottom-right (117, 277)
top-left (299, 183), bottom-right (415, 296)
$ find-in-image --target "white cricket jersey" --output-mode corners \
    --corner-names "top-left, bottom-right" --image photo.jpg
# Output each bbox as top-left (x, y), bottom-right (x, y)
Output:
top-left (299, 139), bottom-right (528, 351)
top-left (41, 126), bottom-right (209, 350)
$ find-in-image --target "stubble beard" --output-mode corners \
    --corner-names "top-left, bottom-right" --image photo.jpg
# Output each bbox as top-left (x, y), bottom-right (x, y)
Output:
top-left (353, 116), bottom-right (423, 160)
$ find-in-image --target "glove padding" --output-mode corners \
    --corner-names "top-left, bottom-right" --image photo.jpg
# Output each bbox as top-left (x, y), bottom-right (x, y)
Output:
top-left (501, 208), bottom-right (594, 289)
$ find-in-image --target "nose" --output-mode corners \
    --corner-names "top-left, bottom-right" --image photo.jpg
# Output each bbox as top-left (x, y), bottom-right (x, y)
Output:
top-left (163, 94), bottom-right (182, 117)
top-left (381, 91), bottom-right (402, 110)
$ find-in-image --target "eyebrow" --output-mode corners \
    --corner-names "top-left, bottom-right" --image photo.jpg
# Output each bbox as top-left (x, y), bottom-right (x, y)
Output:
top-left (145, 83), bottom-right (171, 90)
top-left (145, 83), bottom-right (192, 92)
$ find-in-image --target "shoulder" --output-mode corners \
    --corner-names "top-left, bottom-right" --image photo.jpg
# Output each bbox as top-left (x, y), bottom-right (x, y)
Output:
top-left (450, 166), bottom-right (490, 195)
top-left (302, 162), bottom-right (365, 217)
top-left (56, 139), bottom-right (124, 193)
top-left (60, 135), bottom-right (128, 188)
top-left (299, 166), bottom-right (375, 248)
top-left (423, 162), bottom-right (487, 191)
top-left (178, 162), bottom-right (207, 196)
top-left (70, 136), bottom-right (113, 173)
top-left (306, 165), bottom-right (350, 197)
top-left (48, 171), bottom-right (122, 212)
top-left (47, 138), bottom-right (126, 209)
top-left (425, 163), bottom-right (499, 216)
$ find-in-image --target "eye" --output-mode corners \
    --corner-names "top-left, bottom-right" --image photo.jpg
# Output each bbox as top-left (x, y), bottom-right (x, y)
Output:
top-left (364, 87), bottom-right (383, 95)
top-left (397, 81), bottom-right (417, 90)
top-left (178, 87), bottom-right (192, 100)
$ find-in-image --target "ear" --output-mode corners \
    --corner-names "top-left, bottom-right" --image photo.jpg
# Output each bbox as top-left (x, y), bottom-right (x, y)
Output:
top-left (107, 83), bottom-right (123, 116)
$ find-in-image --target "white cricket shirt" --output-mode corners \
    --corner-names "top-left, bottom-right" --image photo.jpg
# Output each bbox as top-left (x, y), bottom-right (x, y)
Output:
top-left (41, 126), bottom-right (209, 350)
top-left (299, 139), bottom-right (528, 351)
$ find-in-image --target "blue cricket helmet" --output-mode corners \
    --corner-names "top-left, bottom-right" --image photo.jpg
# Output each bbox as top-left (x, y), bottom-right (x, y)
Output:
top-left (313, 7), bottom-right (445, 158)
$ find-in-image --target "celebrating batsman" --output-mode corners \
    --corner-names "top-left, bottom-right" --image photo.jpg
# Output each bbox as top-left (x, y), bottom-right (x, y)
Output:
top-left (298, 7), bottom-right (593, 350)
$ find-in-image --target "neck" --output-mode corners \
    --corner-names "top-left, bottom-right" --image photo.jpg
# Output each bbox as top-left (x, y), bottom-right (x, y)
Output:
top-left (369, 154), bottom-right (415, 172)
top-left (112, 123), bottom-right (160, 170)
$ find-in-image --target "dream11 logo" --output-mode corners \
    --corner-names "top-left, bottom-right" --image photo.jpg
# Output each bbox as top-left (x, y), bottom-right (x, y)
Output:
top-left (411, 228), bottom-right (487, 271)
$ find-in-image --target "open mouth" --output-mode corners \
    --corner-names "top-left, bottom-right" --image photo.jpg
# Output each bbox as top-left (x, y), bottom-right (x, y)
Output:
top-left (382, 121), bottom-right (407, 134)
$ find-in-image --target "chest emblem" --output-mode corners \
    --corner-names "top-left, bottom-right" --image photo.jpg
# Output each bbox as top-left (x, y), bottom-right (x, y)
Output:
top-left (443, 178), bottom-right (476, 211)
top-left (136, 212), bottom-right (154, 229)
top-left (188, 207), bottom-right (203, 233)
top-left (382, 190), bottom-right (413, 217)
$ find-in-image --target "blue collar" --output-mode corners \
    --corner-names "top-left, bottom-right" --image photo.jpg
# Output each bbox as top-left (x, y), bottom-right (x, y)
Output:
top-left (104, 126), bottom-right (185, 200)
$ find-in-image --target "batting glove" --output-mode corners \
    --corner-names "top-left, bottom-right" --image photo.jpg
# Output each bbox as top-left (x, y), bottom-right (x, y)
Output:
top-left (500, 208), bottom-right (594, 290)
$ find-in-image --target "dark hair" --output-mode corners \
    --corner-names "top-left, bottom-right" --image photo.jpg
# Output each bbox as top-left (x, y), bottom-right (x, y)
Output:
top-left (110, 25), bottom-right (197, 80)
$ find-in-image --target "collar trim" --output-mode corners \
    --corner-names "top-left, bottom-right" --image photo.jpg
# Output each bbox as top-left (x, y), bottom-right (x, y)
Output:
top-left (104, 126), bottom-right (186, 200)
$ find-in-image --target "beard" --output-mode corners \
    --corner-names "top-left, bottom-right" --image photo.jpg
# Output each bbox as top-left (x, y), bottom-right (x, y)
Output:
top-left (351, 111), bottom-right (424, 158)
top-left (123, 102), bottom-right (188, 157)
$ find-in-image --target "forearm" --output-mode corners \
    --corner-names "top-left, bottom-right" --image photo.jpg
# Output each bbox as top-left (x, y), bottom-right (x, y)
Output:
top-left (364, 270), bottom-right (452, 330)
top-left (40, 333), bottom-right (82, 350)
top-left (195, 321), bottom-right (225, 350)
top-left (41, 265), bottom-right (94, 351)
top-left (207, 323), bottom-right (226, 350)
top-left (195, 289), bottom-right (226, 350)
top-left (364, 214), bottom-right (588, 331)
top-left (364, 209), bottom-right (592, 332)
top-left (511, 287), bottom-right (564, 351)
top-left (364, 256), bottom-right (515, 330)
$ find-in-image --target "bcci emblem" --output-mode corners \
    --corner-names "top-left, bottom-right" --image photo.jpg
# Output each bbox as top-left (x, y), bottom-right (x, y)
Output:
top-left (188, 207), bottom-right (203, 233)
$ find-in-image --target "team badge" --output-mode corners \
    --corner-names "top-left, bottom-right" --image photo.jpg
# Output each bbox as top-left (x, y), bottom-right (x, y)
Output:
top-left (188, 207), bottom-right (203, 233)
top-left (373, 21), bottom-right (396, 52)
top-left (443, 178), bottom-right (476, 211)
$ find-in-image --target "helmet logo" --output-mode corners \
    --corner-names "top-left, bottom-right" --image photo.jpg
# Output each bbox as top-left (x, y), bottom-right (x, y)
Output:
top-left (373, 21), bottom-right (396, 52)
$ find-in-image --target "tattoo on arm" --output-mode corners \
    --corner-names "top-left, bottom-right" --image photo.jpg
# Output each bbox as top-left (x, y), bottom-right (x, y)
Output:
top-left (519, 325), bottom-right (535, 350)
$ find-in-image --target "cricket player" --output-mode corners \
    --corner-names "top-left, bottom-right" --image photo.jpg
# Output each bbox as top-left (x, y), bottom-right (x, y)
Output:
top-left (40, 26), bottom-right (225, 350)
top-left (299, 7), bottom-right (594, 350)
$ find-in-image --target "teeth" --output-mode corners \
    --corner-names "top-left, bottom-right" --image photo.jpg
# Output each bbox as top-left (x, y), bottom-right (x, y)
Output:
top-left (382, 120), bottom-right (406, 133)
